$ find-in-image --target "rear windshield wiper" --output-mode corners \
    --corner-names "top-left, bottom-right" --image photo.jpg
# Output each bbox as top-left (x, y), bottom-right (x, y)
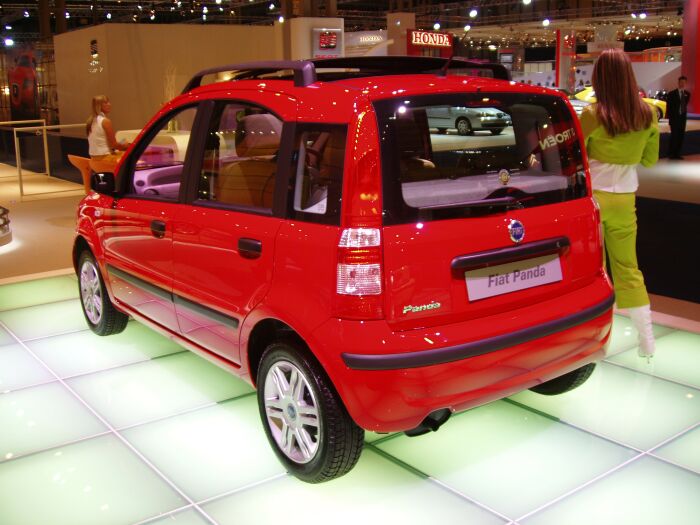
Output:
top-left (418, 196), bottom-right (525, 211)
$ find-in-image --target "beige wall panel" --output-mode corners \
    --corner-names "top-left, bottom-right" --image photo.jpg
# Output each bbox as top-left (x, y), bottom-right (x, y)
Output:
top-left (55, 24), bottom-right (278, 131)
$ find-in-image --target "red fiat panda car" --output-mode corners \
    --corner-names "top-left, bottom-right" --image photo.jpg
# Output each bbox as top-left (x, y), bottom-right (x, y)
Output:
top-left (74, 57), bottom-right (613, 483)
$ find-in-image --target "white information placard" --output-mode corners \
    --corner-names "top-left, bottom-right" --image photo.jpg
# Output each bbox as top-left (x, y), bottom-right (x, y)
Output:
top-left (465, 254), bottom-right (563, 301)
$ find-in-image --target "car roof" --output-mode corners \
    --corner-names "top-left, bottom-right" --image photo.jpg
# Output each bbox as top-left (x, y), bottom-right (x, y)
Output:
top-left (176, 57), bottom-right (567, 122)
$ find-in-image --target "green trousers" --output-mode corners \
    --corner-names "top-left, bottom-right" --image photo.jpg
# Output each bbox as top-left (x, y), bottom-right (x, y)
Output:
top-left (594, 190), bottom-right (650, 309)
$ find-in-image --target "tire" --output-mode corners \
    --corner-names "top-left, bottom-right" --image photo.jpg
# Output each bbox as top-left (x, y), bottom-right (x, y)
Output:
top-left (490, 128), bottom-right (504, 135)
top-left (456, 117), bottom-right (472, 136)
top-left (436, 128), bottom-right (448, 134)
top-left (78, 251), bottom-right (129, 336)
top-left (529, 363), bottom-right (596, 396)
top-left (257, 341), bottom-right (364, 483)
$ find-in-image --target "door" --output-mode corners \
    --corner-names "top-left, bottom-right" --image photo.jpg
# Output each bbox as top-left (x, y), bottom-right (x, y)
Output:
top-left (172, 101), bottom-right (288, 364)
top-left (100, 105), bottom-right (199, 332)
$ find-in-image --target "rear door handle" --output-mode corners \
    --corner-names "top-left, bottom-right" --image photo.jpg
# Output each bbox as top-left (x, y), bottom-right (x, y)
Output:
top-left (150, 220), bottom-right (166, 239)
top-left (238, 237), bottom-right (262, 259)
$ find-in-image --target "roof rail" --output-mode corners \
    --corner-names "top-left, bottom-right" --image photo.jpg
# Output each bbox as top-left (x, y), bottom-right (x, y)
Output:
top-left (310, 56), bottom-right (511, 81)
top-left (181, 60), bottom-right (317, 93)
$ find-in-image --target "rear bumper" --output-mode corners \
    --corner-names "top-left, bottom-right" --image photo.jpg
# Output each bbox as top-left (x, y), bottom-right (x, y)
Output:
top-left (343, 293), bottom-right (613, 370)
top-left (312, 279), bottom-right (613, 432)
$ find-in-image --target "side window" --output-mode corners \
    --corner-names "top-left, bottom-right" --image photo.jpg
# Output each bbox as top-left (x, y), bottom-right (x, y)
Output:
top-left (126, 106), bottom-right (196, 200)
top-left (197, 103), bottom-right (282, 209)
top-left (290, 125), bottom-right (346, 223)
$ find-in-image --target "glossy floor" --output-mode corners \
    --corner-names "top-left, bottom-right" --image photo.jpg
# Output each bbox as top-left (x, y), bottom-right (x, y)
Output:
top-left (0, 275), bottom-right (698, 525)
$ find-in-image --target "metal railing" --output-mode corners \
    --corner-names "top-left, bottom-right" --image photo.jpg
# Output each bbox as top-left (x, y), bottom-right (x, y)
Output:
top-left (0, 119), bottom-right (86, 198)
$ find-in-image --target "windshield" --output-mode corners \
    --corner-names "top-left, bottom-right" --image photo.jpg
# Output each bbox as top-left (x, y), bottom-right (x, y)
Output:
top-left (374, 93), bottom-right (586, 224)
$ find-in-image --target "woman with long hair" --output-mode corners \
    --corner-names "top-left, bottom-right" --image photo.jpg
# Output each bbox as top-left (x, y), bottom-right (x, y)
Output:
top-left (86, 95), bottom-right (129, 159)
top-left (580, 48), bottom-right (659, 360)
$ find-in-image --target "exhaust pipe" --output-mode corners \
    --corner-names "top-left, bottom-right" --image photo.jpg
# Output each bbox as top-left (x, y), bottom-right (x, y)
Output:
top-left (404, 408), bottom-right (452, 437)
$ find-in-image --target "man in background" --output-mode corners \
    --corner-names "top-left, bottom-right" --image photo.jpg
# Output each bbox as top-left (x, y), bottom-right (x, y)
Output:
top-left (667, 75), bottom-right (691, 160)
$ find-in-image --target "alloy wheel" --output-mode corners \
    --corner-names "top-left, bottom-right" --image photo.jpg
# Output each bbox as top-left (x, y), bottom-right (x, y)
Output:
top-left (263, 359), bottom-right (321, 464)
top-left (80, 259), bottom-right (103, 325)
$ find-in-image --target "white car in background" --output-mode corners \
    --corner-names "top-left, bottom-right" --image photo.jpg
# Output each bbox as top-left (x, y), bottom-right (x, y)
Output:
top-left (427, 106), bottom-right (512, 135)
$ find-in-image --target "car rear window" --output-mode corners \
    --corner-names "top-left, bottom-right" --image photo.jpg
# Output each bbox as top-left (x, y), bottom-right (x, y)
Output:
top-left (374, 93), bottom-right (586, 224)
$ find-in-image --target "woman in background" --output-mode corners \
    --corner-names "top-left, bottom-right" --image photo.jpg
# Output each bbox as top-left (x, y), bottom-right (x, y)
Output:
top-left (86, 95), bottom-right (129, 160)
top-left (580, 48), bottom-right (659, 361)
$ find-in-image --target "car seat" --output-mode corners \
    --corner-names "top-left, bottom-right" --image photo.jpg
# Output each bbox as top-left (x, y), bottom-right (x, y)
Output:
top-left (216, 113), bottom-right (282, 207)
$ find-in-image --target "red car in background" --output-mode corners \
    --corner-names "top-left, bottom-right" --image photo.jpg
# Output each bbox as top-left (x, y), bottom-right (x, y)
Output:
top-left (8, 53), bottom-right (39, 119)
top-left (74, 56), bottom-right (613, 482)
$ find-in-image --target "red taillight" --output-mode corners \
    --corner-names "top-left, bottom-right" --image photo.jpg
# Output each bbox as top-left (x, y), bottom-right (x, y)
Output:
top-left (334, 228), bottom-right (384, 319)
top-left (592, 197), bottom-right (605, 268)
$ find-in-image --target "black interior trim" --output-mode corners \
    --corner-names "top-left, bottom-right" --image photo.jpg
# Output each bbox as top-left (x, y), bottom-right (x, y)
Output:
top-left (451, 237), bottom-right (570, 272)
top-left (341, 293), bottom-right (614, 371)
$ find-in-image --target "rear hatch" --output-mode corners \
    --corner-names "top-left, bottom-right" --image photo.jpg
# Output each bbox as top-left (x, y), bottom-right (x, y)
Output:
top-left (374, 92), bottom-right (601, 331)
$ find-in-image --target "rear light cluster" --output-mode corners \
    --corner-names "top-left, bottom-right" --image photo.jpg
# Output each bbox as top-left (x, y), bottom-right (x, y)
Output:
top-left (335, 228), bottom-right (384, 320)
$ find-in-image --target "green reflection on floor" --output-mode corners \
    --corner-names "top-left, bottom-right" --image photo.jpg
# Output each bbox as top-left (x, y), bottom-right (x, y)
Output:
top-left (654, 425), bottom-right (700, 473)
top-left (511, 362), bottom-right (700, 450)
top-left (0, 299), bottom-right (86, 340)
top-left (0, 435), bottom-right (185, 525)
top-left (203, 448), bottom-right (506, 525)
top-left (375, 400), bottom-right (636, 519)
top-left (26, 322), bottom-right (184, 379)
top-left (0, 343), bottom-right (54, 392)
top-left (0, 382), bottom-right (106, 460)
top-left (0, 275), bottom-right (697, 525)
top-left (67, 352), bottom-right (254, 428)
top-left (607, 331), bottom-right (700, 388)
top-left (521, 456), bottom-right (700, 525)
top-left (0, 275), bottom-right (78, 312)
top-left (122, 398), bottom-right (283, 502)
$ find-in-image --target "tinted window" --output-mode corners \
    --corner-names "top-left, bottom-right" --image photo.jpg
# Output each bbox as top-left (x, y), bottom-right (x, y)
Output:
top-left (196, 102), bottom-right (281, 209)
top-left (289, 125), bottom-right (346, 224)
top-left (374, 93), bottom-right (586, 224)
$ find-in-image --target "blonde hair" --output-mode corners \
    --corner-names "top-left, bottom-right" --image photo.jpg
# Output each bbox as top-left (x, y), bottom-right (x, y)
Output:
top-left (86, 95), bottom-right (109, 136)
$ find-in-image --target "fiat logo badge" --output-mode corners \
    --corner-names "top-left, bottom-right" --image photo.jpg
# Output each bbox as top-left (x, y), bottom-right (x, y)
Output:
top-left (498, 169), bottom-right (510, 185)
top-left (508, 219), bottom-right (525, 244)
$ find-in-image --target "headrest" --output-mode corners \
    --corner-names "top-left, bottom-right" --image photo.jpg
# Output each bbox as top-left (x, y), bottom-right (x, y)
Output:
top-left (236, 113), bottom-right (282, 157)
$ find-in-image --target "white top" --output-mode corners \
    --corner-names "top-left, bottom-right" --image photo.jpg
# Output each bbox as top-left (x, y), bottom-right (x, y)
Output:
top-left (88, 114), bottom-right (111, 156)
top-left (588, 158), bottom-right (639, 193)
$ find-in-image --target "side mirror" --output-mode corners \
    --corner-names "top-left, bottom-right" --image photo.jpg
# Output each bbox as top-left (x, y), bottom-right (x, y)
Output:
top-left (91, 171), bottom-right (116, 194)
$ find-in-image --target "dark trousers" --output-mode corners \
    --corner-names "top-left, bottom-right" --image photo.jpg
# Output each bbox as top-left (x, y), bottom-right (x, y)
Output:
top-left (668, 115), bottom-right (687, 158)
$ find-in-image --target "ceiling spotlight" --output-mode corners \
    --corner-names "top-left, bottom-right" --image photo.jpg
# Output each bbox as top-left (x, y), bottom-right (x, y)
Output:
top-left (269, 2), bottom-right (275, 9)
top-left (469, 9), bottom-right (478, 18)
top-left (4, 38), bottom-right (14, 47)
top-left (4, 25), bottom-right (11, 30)
top-left (23, 10), bottom-right (29, 18)
top-left (433, 22), bottom-right (441, 30)
top-left (639, 12), bottom-right (647, 19)
top-left (106, 12), bottom-right (111, 19)
top-left (523, 0), bottom-right (532, 4)
top-left (216, 0), bottom-right (222, 3)
top-left (202, 6), bottom-right (208, 13)
top-left (631, 13), bottom-right (637, 18)
top-left (464, 24), bottom-right (471, 32)
top-left (542, 18), bottom-right (550, 27)
top-left (278, 15), bottom-right (284, 23)
top-left (488, 44), bottom-right (497, 50)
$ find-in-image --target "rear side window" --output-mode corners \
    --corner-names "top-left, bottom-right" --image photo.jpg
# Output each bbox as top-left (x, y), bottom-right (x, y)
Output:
top-left (374, 93), bottom-right (586, 224)
top-left (288, 124), bottom-right (346, 224)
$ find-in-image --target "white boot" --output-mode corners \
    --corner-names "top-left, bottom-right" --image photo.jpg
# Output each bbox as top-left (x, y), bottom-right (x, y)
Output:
top-left (628, 305), bottom-right (655, 361)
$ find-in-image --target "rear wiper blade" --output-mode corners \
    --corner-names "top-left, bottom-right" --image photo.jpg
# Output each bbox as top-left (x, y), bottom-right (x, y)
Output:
top-left (418, 196), bottom-right (524, 211)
